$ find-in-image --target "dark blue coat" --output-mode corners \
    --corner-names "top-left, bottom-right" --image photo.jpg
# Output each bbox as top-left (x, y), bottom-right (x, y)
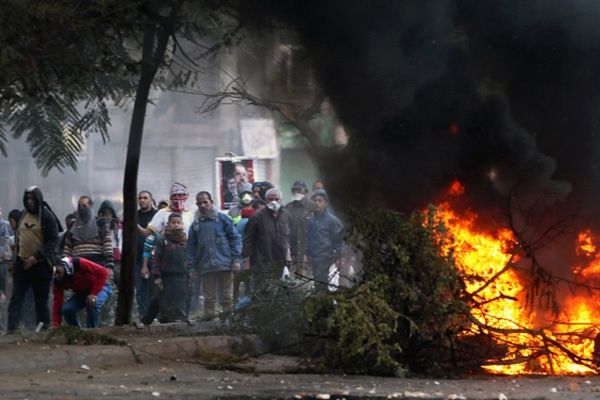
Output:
top-left (306, 209), bottom-right (344, 260)
top-left (186, 211), bottom-right (241, 275)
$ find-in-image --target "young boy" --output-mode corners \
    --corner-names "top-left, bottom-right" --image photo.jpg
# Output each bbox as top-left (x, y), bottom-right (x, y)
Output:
top-left (144, 213), bottom-right (189, 323)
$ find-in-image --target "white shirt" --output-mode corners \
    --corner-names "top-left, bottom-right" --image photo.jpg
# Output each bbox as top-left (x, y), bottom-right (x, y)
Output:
top-left (147, 207), bottom-right (194, 235)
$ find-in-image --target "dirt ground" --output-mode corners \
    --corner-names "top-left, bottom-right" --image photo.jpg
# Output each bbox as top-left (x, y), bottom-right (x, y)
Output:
top-left (1, 355), bottom-right (600, 400)
top-left (0, 324), bottom-right (598, 400)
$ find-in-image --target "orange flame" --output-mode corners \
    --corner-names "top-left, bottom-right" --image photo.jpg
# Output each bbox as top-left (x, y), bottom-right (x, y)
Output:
top-left (576, 230), bottom-right (596, 257)
top-left (447, 179), bottom-right (465, 197)
top-left (430, 182), bottom-right (600, 375)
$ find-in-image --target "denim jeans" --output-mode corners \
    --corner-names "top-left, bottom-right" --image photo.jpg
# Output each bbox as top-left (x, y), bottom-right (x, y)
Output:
top-left (135, 256), bottom-right (152, 320)
top-left (62, 283), bottom-right (112, 328)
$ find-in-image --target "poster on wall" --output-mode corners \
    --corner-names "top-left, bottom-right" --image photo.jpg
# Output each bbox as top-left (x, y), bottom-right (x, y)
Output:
top-left (216, 158), bottom-right (255, 210)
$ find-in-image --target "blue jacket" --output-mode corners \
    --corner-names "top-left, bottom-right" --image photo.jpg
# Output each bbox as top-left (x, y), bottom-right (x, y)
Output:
top-left (186, 210), bottom-right (242, 275)
top-left (307, 209), bottom-right (344, 260)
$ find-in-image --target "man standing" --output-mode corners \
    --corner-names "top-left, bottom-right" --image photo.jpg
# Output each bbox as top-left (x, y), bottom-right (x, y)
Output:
top-left (283, 181), bottom-right (314, 280)
top-left (187, 192), bottom-right (241, 320)
top-left (307, 190), bottom-right (344, 292)
top-left (139, 182), bottom-right (193, 238)
top-left (139, 182), bottom-right (193, 278)
top-left (7, 186), bottom-right (60, 332)
top-left (243, 188), bottom-right (291, 291)
top-left (135, 191), bottom-right (156, 320)
top-left (62, 196), bottom-right (113, 267)
top-left (0, 207), bottom-right (13, 303)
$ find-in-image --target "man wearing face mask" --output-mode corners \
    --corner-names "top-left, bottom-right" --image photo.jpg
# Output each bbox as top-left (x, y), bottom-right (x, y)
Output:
top-left (62, 196), bottom-right (114, 268)
top-left (283, 181), bottom-right (314, 281)
top-left (7, 186), bottom-right (61, 333)
top-left (139, 182), bottom-right (193, 238)
top-left (242, 188), bottom-right (291, 291)
top-left (139, 183), bottom-right (194, 282)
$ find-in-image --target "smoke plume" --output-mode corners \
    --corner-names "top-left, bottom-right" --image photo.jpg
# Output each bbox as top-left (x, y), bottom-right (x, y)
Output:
top-left (266, 0), bottom-right (600, 233)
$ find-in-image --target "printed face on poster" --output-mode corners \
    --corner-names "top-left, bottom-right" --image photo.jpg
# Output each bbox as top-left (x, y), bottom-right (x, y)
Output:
top-left (219, 159), bottom-right (255, 210)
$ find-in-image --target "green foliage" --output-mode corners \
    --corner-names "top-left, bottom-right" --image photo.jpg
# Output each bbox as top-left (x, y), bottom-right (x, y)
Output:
top-left (0, 0), bottom-right (140, 173)
top-left (230, 277), bottom-right (309, 353)
top-left (0, 0), bottom-right (242, 175)
top-left (304, 277), bottom-right (404, 375)
top-left (303, 207), bottom-right (472, 375)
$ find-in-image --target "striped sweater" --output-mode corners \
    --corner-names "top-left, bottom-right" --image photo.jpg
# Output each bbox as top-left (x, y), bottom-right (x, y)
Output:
top-left (62, 231), bottom-right (114, 266)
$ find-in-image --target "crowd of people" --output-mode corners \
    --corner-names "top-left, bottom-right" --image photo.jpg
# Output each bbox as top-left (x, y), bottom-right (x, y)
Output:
top-left (0, 177), bottom-right (346, 332)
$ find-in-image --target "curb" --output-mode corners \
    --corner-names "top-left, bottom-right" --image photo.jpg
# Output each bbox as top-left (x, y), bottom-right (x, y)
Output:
top-left (0, 324), bottom-right (254, 374)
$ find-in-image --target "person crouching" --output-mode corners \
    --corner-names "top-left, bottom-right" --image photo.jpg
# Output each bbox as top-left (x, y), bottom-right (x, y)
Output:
top-left (52, 256), bottom-right (111, 329)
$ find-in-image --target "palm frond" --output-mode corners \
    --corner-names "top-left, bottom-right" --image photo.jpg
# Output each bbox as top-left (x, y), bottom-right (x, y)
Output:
top-left (0, 123), bottom-right (7, 157)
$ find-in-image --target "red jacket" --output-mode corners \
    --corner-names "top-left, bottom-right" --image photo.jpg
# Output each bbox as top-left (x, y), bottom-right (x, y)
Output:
top-left (52, 257), bottom-right (109, 328)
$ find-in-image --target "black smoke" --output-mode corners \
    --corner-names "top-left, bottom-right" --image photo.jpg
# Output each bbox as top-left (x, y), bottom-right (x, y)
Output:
top-left (260, 0), bottom-right (600, 234)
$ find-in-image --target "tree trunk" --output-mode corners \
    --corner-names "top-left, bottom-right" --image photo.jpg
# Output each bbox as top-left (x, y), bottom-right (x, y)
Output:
top-left (115, 5), bottom-right (180, 323)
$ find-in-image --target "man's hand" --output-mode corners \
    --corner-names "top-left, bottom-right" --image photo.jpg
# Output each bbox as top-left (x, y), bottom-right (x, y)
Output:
top-left (231, 262), bottom-right (241, 272)
top-left (242, 258), bottom-right (250, 271)
top-left (188, 271), bottom-right (197, 288)
top-left (24, 256), bottom-right (37, 270)
top-left (154, 278), bottom-right (163, 290)
top-left (85, 294), bottom-right (97, 308)
top-left (140, 265), bottom-right (150, 279)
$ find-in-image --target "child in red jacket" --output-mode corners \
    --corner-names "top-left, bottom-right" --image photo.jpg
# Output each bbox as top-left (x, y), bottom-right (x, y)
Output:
top-left (52, 256), bottom-right (112, 328)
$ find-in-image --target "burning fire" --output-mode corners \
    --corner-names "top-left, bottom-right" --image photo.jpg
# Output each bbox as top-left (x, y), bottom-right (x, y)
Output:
top-left (430, 181), bottom-right (600, 375)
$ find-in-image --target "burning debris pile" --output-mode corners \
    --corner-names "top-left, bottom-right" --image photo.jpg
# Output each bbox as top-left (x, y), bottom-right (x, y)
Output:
top-left (301, 179), bottom-right (600, 376)
top-left (433, 181), bottom-right (600, 375)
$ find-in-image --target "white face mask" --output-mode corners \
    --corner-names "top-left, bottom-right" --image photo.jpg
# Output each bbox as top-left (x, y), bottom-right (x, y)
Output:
top-left (267, 200), bottom-right (282, 212)
top-left (292, 193), bottom-right (305, 201)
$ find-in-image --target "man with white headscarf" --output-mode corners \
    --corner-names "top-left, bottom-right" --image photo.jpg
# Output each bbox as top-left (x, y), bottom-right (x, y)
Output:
top-left (139, 182), bottom-right (194, 237)
top-left (138, 183), bottom-right (194, 321)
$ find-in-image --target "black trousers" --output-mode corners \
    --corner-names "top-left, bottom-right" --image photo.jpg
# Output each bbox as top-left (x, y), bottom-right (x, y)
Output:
top-left (7, 259), bottom-right (52, 331)
top-left (142, 274), bottom-right (187, 324)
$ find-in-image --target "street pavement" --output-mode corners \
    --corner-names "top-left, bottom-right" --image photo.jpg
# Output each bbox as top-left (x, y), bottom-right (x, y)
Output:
top-left (0, 322), bottom-right (599, 399)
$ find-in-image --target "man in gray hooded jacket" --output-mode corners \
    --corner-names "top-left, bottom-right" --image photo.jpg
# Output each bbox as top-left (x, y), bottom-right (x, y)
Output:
top-left (7, 186), bottom-right (61, 332)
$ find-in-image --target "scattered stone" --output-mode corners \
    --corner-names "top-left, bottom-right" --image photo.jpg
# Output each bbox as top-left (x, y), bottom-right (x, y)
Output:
top-left (151, 391), bottom-right (160, 397)
top-left (404, 391), bottom-right (429, 398)
top-left (80, 364), bottom-right (90, 371)
top-left (170, 375), bottom-right (177, 381)
top-left (569, 382), bottom-right (580, 392)
top-left (498, 393), bottom-right (507, 400)
top-left (315, 394), bottom-right (330, 400)
top-left (549, 387), bottom-right (558, 393)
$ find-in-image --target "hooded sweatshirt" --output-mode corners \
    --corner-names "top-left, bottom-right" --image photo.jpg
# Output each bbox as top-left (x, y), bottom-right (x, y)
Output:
top-left (15, 186), bottom-right (60, 275)
top-left (63, 207), bottom-right (113, 266)
top-left (97, 200), bottom-right (121, 262)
